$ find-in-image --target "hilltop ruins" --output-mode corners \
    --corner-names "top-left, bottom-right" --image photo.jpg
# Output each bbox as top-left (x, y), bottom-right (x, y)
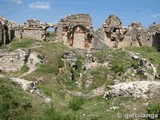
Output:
top-left (0, 14), bottom-right (160, 50)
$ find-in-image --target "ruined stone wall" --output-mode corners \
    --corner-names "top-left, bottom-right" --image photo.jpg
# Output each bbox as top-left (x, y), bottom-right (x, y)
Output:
top-left (22, 29), bottom-right (45, 40)
top-left (93, 15), bottom-right (124, 49)
top-left (94, 15), bottom-right (153, 49)
top-left (56, 14), bottom-right (93, 49)
top-left (0, 49), bottom-right (29, 72)
top-left (15, 29), bottom-right (22, 39)
top-left (121, 22), bottom-right (152, 47)
top-left (0, 17), bottom-right (16, 45)
top-left (153, 32), bottom-right (160, 51)
top-left (1, 14), bottom-right (160, 51)
top-left (0, 23), bottom-right (4, 44)
top-left (15, 28), bottom-right (46, 41)
top-left (14, 19), bottom-right (54, 41)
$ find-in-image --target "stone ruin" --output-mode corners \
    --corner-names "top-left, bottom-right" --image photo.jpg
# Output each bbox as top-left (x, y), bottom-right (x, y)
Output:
top-left (55, 14), bottom-right (93, 49)
top-left (0, 14), bottom-right (160, 73)
top-left (0, 14), bottom-right (160, 51)
top-left (15, 19), bottom-right (54, 41)
top-left (0, 16), bottom-right (15, 45)
top-left (93, 15), bottom-right (153, 49)
top-left (94, 15), bottom-right (124, 48)
top-left (122, 22), bottom-right (152, 47)
top-left (0, 49), bottom-right (29, 72)
top-left (149, 24), bottom-right (160, 51)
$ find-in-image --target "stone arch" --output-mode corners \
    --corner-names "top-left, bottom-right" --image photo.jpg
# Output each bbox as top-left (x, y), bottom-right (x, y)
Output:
top-left (45, 26), bottom-right (56, 41)
top-left (72, 25), bottom-right (89, 49)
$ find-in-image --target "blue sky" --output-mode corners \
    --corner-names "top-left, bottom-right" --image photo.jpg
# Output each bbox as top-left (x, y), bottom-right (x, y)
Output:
top-left (0, 0), bottom-right (160, 30)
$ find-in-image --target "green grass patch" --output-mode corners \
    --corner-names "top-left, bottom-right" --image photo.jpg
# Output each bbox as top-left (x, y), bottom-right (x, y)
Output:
top-left (92, 50), bottom-right (108, 63)
top-left (21, 64), bottom-right (30, 73)
top-left (110, 49), bottom-right (138, 74)
top-left (69, 97), bottom-right (85, 111)
top-left (9, 38), bottom-right (36, 51)
top-left (0, 78), bottom-right (36, 119)
top-left (147, 104), bottom-right (160, 119)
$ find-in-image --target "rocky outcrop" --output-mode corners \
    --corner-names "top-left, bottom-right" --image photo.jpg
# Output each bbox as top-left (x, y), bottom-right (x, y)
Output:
top-left (104, 81), bottom-right (160, 100)
top-left (0, 49), bottom-right (29, 72)
top-left (56, 14), bottom-right (93, 49)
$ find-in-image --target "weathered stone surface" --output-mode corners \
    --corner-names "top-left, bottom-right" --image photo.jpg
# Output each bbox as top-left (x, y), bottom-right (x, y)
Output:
top-left (0, 49), bottom-right (29, 72)
top-left (104, 81), bottom-right (160, 100)
top-left (149, 23), bottom-right (160, 33)
top-left (0, 16), bottom-right (16, 45)
top-left (121, 22), bottom-right (152, 47)
top-left (93, 15), bottom-right (124, 48)
top-left (56, 14), bottom-right (93, 49)
top-left (1, 14), bottom-right (160, 51)
top-left (94, 15), bottom-right (153, 49)
top-left (15, 19), bottom-right (54, 41)
top-left (153, 32), bottom-right (160, 51)
top-left (4, 76), bottom-right (50, 102)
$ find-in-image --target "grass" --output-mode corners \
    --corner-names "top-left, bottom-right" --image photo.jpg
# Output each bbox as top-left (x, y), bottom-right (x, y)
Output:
top-left (69, 97), bottom-right (85, 111)
top-left (8, 38), bottom-right (36, 51)
top-left (147, 104), bottom-right (160, 119)
top-left (92, 50), bottom-right (108, 63)
top-left (46, 31), bottom-right (57, 41)
top-left (1, 38), bottom-right (160, 120)
top-left (1, 76), bottom-right (159, 120)
top-left (0, 78), bottom-right (45, 119)
top-left (0, 38), bottom-right (36, 51)
top-left (110, 49), bottom-right (137, 74)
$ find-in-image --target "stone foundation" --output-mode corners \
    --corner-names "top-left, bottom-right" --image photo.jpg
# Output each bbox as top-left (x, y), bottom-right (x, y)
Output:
top-left (0, 49), bottom-right (29, 72)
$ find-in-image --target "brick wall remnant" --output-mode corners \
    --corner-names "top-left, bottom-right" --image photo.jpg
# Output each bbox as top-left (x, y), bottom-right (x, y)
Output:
top-left (55, 14), bottom-right (94, 49)
top-left (15, 19), bottom-right (55, 41)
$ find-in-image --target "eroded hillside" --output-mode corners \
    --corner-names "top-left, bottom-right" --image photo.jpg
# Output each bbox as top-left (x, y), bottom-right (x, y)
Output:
top-left (0, 37), bottom-right (160, 120)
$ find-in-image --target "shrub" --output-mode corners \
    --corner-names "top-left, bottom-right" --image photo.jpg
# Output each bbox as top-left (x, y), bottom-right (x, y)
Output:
top-left (69, 97), bottom-right (85, 111)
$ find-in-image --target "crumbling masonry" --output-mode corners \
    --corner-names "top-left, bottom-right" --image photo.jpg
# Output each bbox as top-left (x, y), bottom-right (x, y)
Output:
top-left (0, 14), bottom-right (160, 50)
top-left (93, 15), bottom-right (153, 49)
top-left (55, 14), bottom-right (93, 49)
top-left (15, 19), bottom-right (54, 41)
top-left (0, 17), bottom-right (15, 45)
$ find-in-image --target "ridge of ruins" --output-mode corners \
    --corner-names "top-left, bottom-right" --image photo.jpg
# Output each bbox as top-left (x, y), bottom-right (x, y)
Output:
top-left (0, 14), bottom-right (160, 51)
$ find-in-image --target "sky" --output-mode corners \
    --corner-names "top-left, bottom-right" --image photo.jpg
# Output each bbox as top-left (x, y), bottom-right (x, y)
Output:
top-left (0, 0), bottom-right (160, 30)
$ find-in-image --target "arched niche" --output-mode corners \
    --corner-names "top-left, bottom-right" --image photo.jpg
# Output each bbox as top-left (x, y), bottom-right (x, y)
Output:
top-left (72, 25), bottom-right (88, 49)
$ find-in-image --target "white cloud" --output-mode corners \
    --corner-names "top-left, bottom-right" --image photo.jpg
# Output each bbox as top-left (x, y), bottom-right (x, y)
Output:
top-left (150, 13), bottom-right (160, 18)
top-left (7, 0), bottom-right (22, 4)
top-left (29, 2), bottom-right (50, 10)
